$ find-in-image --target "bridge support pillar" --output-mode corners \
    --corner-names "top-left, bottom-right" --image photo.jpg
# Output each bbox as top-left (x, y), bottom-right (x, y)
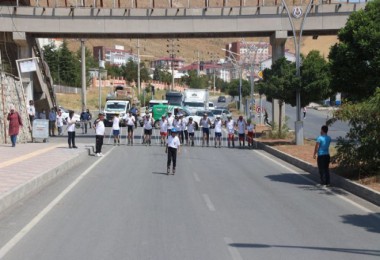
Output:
top-left (269, 31), bottom-right (287, 129)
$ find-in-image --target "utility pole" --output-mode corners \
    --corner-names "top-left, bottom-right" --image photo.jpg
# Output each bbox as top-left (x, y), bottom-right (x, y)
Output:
top-left (81, 39), bottom-right (86, 112)
top-left (98, 50), bottom-right (102, 113)
top-left (167, 39), bottom-right (180, 91)
top-left (137, 39), bottom-right (141, 96)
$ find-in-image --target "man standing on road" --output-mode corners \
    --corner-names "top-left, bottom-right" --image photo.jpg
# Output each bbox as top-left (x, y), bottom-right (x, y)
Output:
top-left (313, 125), bottom-right (332, 187)
top-left (225, 116), bottom-right (235, 148)
top-left (200, 113), bottom-right (211, 147)
top-left (165, 128), bottom-right (180, 175)
top-left (159, 115), bottom-right (168, 146)
top-left (130, 104), bottom-right (138, 127)
top-left (143, 113), bottom-right (154, 146)
top-left (124, 111), bottom-right (135, 145)
top-left (214, 115), bottom-right (222, 148)
top-left (167, 111), bottom-right (174, 136)
top-left (237, 116), bottom-right (247, 148)
top-left (94, 113), bottom-right (105, 157)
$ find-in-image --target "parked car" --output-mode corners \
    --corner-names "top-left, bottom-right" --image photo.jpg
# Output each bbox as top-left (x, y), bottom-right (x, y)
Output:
top-left (217, 96), bottom-right (227, 103)
top-left (212, 108), bottom-right (231, 121)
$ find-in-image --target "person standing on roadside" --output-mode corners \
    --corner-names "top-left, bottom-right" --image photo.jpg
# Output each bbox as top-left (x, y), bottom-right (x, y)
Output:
top-left (165, 128), bottom-right (180, 175)
top-left (80, 109), bottom-right (90, 134)
top-left (124, 111), bottom-right (135, 145)
top-left (313, 125), bottom-right (332, 187)
top-left (66, 111), bottom-right (78, 149)
top-left (112, 114), bottom-right (121, 146)
top-left (48, 107), bottom-right (57, 136)
top-left (225, 116), bottom-right (235, 148)
top-left (303, 107), bottom-right (307, 119)
top-left (94, 113), bottom-right (105, 156)
top-left (7, 104), bottom-right (23, 147)
top-left (86, 109), bottom-right (93, 129)
top-left (246, 119), bottom-right (255, 148)
top-left (159, 115), bottom-right (168, 146)
top-left (56, 109), bottom-right (64, 136)
top-left (237, 116), bottom-right (247, 148)
top-left (167, 111), bottom-right (174, 135)
top-left (214, 115), bottom-right (222, 148)
top-left (27, 100), bottom-right (35, 126)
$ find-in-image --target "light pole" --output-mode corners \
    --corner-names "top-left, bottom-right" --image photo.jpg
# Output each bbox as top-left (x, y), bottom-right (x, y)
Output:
top-left (167, 39), bottom-right (180, 91)
top-left (137, 39), bottom-right (141, 96)
top-left (80, 39), bottom-right (86, 111)
top-left (98, 50), bottom-right (105, 113)
top-left (281, 0), bottom-right (313, 145)
top-left (222, 48), bottom-right (243, 113)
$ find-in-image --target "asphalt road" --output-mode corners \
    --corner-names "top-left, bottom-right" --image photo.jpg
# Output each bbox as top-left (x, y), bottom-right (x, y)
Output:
top-left (0, 141), bottom-right (379, 260)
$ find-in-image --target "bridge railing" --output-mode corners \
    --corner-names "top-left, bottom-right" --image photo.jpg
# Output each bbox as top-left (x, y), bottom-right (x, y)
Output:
top-left (8, 0), bottom-right (369, 8)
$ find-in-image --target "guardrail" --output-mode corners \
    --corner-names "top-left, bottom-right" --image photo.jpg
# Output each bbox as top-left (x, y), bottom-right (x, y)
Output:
top-left (7, 0), bottom-right (370, 8)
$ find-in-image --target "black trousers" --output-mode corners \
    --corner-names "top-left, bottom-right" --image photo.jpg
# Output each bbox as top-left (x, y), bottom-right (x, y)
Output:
top-left (167, 147), bottom-right (177, 168)
top-left (49, 120), bottom-right (56, 136)
top-left (179, 131), bottom-right (184, 143)
top-left (96, 135), bottom-right (104, 153)
top-left (317, 154), bottom-right (330, 185)
top-left (68, 131), bottom-right (75, 147)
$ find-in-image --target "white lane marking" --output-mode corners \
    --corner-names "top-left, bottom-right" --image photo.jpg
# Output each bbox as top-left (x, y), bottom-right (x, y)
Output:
top-left (193, 172), bottom-right (201, 182)
top-left (224, 237), bottom-right (244, 260)
top-left (202, 194), bottom-right (216, 212)
top-left (0, 147), bottom-right (116, 259)
top-left (253, 150), bottom-right (377, 215)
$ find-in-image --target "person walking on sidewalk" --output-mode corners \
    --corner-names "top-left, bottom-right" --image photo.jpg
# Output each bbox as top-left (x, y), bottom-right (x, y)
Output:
top-left (124, 111), bottom-right (135, 145)
top-left (66, 111), bottom-right (78, 149)
top-left (225, 116), bottom-right (235, 148)
top-left (313, 125), bottom-right (332, 187)
top-left (94, 113), bottom-right (105, 156)
top-left (48, 107), bottom-right (57, 137)
top-left (7, 104), bottom-right (23, 147)
top-left (165, 128), bottom-right (180, 175)
top-left (214, 115), bottom-right (222, 148)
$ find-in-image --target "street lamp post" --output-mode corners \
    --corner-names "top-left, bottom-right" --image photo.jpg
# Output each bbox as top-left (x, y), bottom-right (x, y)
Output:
top-left (137, 39), bottom-right (141, 96)
top-left (281, 0), bottom-right (313, 145)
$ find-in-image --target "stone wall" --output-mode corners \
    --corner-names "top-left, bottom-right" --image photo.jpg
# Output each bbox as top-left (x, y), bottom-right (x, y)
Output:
top-left (0, 73), bottom-right (32, 144)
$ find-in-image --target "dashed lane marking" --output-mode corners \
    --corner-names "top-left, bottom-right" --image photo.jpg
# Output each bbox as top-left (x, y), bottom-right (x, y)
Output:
top-left (202, 194), bottom-right (216, 212)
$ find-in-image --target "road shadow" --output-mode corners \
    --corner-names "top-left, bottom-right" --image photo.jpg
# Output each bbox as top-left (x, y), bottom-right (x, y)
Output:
top-left (341, 213), bottom-right (380, 234)
top-left (228, 243), bottom-right (380, 257)
top-left (152, 171), bottom-right (169, 176)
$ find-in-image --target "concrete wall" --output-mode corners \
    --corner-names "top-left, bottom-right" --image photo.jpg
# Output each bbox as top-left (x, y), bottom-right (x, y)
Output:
top-left (0, 73), bottom-right (32, 144)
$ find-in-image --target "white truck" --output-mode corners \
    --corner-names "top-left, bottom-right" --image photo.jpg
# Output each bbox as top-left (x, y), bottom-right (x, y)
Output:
top-left (183, 89), bottom-right (209, 114)
top-left (103, 99), bottom-right (130, 127)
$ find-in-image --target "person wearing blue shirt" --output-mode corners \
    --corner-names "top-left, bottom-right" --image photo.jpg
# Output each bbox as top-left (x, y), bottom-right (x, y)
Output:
top-left (313, 125), bottom-right (332, 186)
top-left (48, 107), bottom-right (57, 136)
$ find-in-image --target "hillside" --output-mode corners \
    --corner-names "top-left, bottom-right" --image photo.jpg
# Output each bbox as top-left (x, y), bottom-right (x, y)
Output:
top-left (67, 35), bottom-right (338, 65)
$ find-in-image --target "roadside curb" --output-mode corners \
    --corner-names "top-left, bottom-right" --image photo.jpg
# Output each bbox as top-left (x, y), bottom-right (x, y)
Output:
top-left (0, 147), bottom-right (93, 214)
top-left (255, 141), bottom-right (380, 207)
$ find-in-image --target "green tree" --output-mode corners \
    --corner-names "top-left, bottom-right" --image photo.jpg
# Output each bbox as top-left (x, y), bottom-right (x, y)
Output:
top-left (328, 0), bottom-right (380, 102)
top-left (122, 59), bottom-right (151, 83)
top-left (328, 88), bottom-right (380, 176)
top-left (226, 79), bottom-right (250, 98)
top-left (57, 40), bottom-right (78, 87)
top-left (42, 44), bottom-right (59, 84)
top-left (181, 70), bottom-right (209, 89)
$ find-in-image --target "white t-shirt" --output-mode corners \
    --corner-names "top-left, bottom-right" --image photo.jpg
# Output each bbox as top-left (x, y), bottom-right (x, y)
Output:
top-left (67, 117), bottom-right (76, 132)
top-left (144, 118), bottom-right (153, 130)
top-left (187, 122), bottom-right (195, 133)
top-left (167, 135), bottom-right (180, 149)
top-left (27, 105), bottom-right (35, 116)
top-left (237, 120), bottom-right (246, 134)
top-left (182, 118), bottom-right (188, 131)
top-left (56, 114), bottom-right (64, 127)
top-left (200, 117), bottom-right (210, 128)
top-left (214, 119), bottom-right (222, 133)
top-left (167, 116), bottom-right (174, 130)
top-left (160, 119), bottom-right (168, 133)
top-left (226, 120), bottom-right (235, 134)
top-left (112, 117), bottom-right (120, 130)
top-left (95, 119), bottom-right (105, 135)
top-left (247, 124), bottom-right (255, 132)
top-left (174, 119), bottom-right (182, 131)
top-left (124, 115), bottom-right (135, 126)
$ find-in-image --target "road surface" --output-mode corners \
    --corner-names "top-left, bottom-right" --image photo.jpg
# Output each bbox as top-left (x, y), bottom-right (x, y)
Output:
top-left (0, 141), bottom-right (378, 260)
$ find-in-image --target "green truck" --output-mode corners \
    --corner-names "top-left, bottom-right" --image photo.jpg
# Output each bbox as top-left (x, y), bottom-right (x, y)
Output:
top-left (151, 104), bottom-right (191, 128)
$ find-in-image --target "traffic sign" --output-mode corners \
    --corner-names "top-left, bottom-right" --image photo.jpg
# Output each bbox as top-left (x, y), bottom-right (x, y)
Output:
top-left (258, 71), bottom-right (263, 79)
top-left (256, 106), bottom-right (261, 113)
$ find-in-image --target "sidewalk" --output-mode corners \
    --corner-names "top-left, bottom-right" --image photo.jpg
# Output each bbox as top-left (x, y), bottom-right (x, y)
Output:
top-left (0, 142), bottom-right (91, 214)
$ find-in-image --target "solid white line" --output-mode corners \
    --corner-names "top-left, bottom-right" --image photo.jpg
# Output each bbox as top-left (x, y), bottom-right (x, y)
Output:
top-left (253, 150), bottom-right (377, 215)
top-left (193, 172), bottom-right (201, 182)
top-left (0, 147), bottom-right (116, 259)
top-left (202, 194), bottom-right (216, 211)
top-left (224, 237), bottom-right (244, 260)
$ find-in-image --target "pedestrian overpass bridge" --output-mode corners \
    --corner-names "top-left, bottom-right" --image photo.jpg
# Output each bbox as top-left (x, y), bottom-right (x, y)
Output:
top-left (0, 1), bottom-right (367, 39)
